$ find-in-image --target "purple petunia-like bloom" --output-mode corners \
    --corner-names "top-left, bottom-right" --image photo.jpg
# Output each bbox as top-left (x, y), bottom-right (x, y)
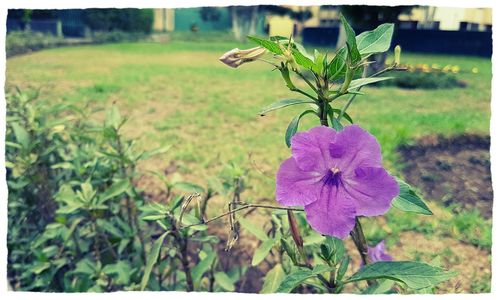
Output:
top-left (276, 125), bottom-right (399, 238)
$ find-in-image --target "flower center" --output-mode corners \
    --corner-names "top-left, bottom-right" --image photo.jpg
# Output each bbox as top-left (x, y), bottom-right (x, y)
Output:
top-left (323, 167), bottom-right (342, 187)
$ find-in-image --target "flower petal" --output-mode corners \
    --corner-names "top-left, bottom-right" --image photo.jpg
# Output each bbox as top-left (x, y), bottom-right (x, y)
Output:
top-left (291, 126), bottom-right (337, 172)
top-left (304, 185), bottom-right (357, 238)
top-left (329, 125), bottom-right (382, 173)
top-left (276, 157), bottom-right (324, 206)
top-left (343, 166), bottom-right (399, 216)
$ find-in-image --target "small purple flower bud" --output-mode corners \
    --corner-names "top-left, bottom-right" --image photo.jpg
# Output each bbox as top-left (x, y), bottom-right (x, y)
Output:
top-left (287, 210), bottom-right (303, 249)
top-left (360, 240), bottom-right (393, 267)
top-left (219, 46), bottom-right (266, 68)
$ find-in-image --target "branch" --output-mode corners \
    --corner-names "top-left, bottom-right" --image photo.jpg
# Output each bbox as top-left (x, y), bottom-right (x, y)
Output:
top-left (181, 204), bottom-right (303, 229)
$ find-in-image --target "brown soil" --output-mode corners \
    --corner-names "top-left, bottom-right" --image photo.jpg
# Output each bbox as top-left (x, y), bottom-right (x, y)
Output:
top-left (398, 134), bottom-right (492, 218)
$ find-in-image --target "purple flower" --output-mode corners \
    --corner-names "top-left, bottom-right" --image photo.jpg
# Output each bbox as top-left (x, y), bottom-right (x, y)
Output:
top-left (368, 240), bottom-right (393, 263)
top-left (276, 125), bottom-right (399, 238)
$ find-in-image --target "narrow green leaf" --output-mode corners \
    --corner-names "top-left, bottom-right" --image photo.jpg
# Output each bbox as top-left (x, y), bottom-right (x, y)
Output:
top-left (261, 264), bottom-right (285, 293)
top-left (192, 251), bottom-right (216, 283)
top-left (252, 239), bottom-right (276, 266)
top-left (141, 232), bottom-right (168, 291)
top-left (345, 261), bottom-right (457, 290)
top-left (392, 179), bottom-right (433, 215)
top-left (276, 265), bottom-right (333, 293)
top-left (105, 105), bottom-right (122, 130)
top-left (239, 218), bottom-right (268, 241)
top-left (98, 180), bottom-right (130, 204)
top-left (285, 109), bottom-right (316, 147)
top-left (142, 214), bottom-right (167, 221)
top-left (141, 144), bottom-right (172, 160)
top-left (214, 272), bottom-right (236, 291)
top-left (10, 122), bottom-right (30, 149)
top-left (247, 35), bottom-right (283, 54)
top-left (356, 23), bottom-right (394, 55)
top-left (260, 99), bottom-right (316, 116)
top-left (328, 47), bottom-right (348, 80)
top-left (347, 77), bottom-right (392, 91)
top-left (339, 13), bottom-right (361, 63)
top-left (291, 48), bottom-right (315, 69)
top-left (173, 181), bottom-right (205, 194)
top-left (362, 279), bottom-right (395, 294)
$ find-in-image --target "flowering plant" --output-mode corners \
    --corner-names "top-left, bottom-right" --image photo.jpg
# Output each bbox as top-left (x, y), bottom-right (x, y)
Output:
top-left (216, 14), bottom-right (457, 293)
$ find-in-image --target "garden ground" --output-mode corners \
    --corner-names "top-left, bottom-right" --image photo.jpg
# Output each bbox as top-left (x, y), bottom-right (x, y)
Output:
top-left (5, 41), bottom-right (492, 293)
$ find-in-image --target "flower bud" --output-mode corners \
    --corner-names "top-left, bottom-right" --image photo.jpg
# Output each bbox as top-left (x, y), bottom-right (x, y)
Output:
top-left (394, 45), bottom-right (401, 66)
top-left (219, 46), bottom-right (267, 68)
top-left (287, 210), bottom-right (303, 249)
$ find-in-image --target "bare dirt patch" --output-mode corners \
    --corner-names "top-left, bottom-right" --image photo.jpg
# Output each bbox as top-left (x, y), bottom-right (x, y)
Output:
top-left (398, 134), bottom-right (492, 218)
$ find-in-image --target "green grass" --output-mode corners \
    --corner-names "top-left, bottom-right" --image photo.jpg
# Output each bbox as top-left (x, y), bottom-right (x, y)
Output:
top-left (6, 42), bottom-right (491, 199)
top-left (6, 41), bottom-right (492, 293)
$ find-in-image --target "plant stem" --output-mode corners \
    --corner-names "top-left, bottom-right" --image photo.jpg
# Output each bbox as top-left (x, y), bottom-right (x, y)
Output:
top-left (295, 70), bottom-right (319, 94)
top-left (350, 217), bottom-right (370, 266)
top-left (182, 204), bottom-right (303, 229)
top-left (336, 64), bottom-right (406, 121)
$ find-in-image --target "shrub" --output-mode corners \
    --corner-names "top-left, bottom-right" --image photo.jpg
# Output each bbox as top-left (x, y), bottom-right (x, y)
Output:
top-left (376, 70), bottom-right (466, 89)
top-left (6, 30), bottom-right (64, 57)
top-left (6, 89), bottom-right (229, 291)
top-left (83, 9), bottom-right (154, 33)
top-left (90, 30), bottom-right (148, 44)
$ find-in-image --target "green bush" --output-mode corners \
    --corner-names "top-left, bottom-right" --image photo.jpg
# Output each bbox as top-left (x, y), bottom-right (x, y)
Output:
top-left (84, 9), bottom-right (154, 33)
top-left (6, 89), bottom-right (232, 291)
top-left (90, 30), bottom-right (148, 44)
top-left (6, 30), bottom-right (64, 57)
top-left (376, 70), bottom-right (466, 89)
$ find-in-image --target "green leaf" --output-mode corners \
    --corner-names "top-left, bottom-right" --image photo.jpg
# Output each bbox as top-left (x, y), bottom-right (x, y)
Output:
top-left (239, 218), bottom-right (268, 241)
top-left (252, 239), bottom-right (276, 266)
top-left (347, 77), bottom-right (392, 91)
top-left (260, 99), bottom-right (316, 116)
top-left (392, 179), bottom-right (433, 215)
top-left (330, 108), bottom-right (354, 124)
top-left (10, 122), bottom-right (30, 149)
top-left (328, 47), bottom-right (347, 80)
top-left (141, 144), bottom-right (172, 160)
top-left (98, 180), bottom-right (130, 204)
top-left (142, 214), bottom-right (167, 221)
top-left (247, 35), bottom-right (283, 54)
top-left (192, 251), bottom-right (216, 283)
top-left (96, 219), bottom-right (122, 237)
top-left (173, 181), bottom-right (205, 194)
top-left (322, 236), bottom-right (345, 264)
top-left (280, 238), bottom-right (297, 263)
top-left (141, 231), bottom-right (168, 291)
top-left (339, 13), bottom-right (361, 64)
top-left (284, 110), bottom-right (316, 147)
top-left (261, 264), bottom-right (285, 293)
top-left (214, 272), bottom-right (236, 291)
top-left (105, 105), bottom-right (122, 130)
top-left (345, 261), bottom-right (457, 290)
top-left (102, 261), bottom-right (132, 285)
top-left (362, 279), bottom-right (395, 294)
top-left (291, 48), bottom-right (315, 69)
top-left (336, 255), bottom-right (350, 282)
top-left (356, 23), bottom-right (394, 55)
top-left (276, 265), bottom-right (333, 293)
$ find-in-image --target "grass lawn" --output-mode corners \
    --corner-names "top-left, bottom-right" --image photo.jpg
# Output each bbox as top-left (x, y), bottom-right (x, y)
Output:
top-left (5, 41), bottom-right (492, 292)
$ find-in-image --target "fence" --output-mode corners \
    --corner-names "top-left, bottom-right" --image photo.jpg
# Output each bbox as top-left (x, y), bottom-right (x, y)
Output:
top-left (302, 26), bottom-right (492, 57)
